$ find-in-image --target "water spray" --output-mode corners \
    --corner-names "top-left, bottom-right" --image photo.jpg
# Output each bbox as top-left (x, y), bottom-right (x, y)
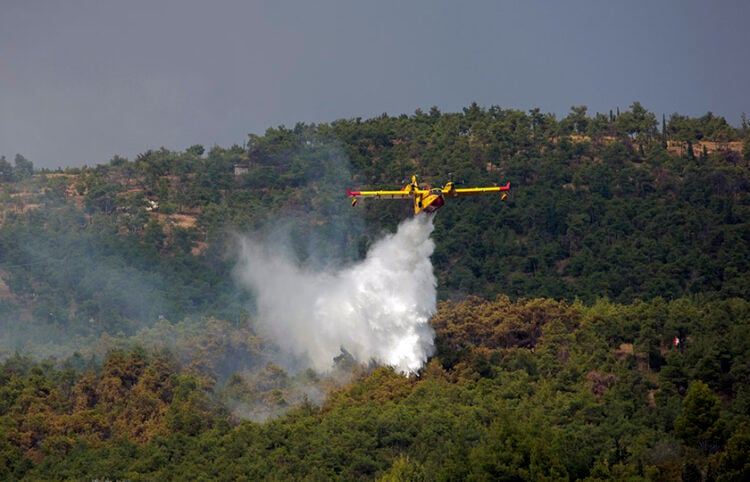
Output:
top-left (235, 215), bottom-right (437, 374)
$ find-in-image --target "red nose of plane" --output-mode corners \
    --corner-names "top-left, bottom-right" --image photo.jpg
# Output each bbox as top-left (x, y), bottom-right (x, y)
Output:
top-left (423, 196), bottom-right (444, 213)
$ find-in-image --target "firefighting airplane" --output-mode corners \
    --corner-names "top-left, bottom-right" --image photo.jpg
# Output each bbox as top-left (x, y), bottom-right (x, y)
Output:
top-left (346, 175), bottom-right (510, 215)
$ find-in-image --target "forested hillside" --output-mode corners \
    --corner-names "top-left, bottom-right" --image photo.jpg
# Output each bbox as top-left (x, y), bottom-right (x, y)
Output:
top-left (1, 102), bottom-right (749, 480)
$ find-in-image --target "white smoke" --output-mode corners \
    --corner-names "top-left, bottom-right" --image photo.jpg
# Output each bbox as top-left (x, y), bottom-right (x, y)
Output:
top-left (234, 215), bottom-right (437, 374)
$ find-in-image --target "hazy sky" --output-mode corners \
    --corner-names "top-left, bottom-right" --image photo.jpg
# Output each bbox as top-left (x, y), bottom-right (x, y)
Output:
top-left (2, 0), bottom-right (748, 169)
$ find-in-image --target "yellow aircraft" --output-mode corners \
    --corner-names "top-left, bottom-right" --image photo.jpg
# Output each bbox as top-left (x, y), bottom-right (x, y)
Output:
top-left (346, 175), bottom-right (510, 215)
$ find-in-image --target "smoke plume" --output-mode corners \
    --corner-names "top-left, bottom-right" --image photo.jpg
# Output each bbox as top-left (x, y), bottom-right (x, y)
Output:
top-left (234, 215), bottom-right (437, 374)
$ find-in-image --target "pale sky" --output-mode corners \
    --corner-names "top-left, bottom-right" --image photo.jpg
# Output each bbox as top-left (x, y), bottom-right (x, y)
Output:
top-left (2, 0), bottom-right (748, 169)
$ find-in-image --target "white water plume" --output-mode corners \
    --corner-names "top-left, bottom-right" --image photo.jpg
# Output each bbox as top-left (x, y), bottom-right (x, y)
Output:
top-left (234, 215), bottom-right (437, 374)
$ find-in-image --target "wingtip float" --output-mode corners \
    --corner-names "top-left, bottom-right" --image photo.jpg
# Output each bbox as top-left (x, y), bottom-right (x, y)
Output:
top-left (346, 175), bottom-right (510, 215)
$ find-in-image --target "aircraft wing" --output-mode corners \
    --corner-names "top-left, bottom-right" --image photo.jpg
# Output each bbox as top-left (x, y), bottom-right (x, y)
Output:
top-left (447, 182), bottom-right (510, 197)
top-left (346, 188), bottom-right (415, 199)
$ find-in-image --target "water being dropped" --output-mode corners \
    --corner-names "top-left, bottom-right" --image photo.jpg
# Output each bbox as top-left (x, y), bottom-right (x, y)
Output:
top-left (235, 215), bottom-right (437, 374)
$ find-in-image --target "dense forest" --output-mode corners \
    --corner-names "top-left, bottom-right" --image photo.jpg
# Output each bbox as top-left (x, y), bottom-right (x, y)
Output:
top-left (1, 102), bottom-right (749, 480)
